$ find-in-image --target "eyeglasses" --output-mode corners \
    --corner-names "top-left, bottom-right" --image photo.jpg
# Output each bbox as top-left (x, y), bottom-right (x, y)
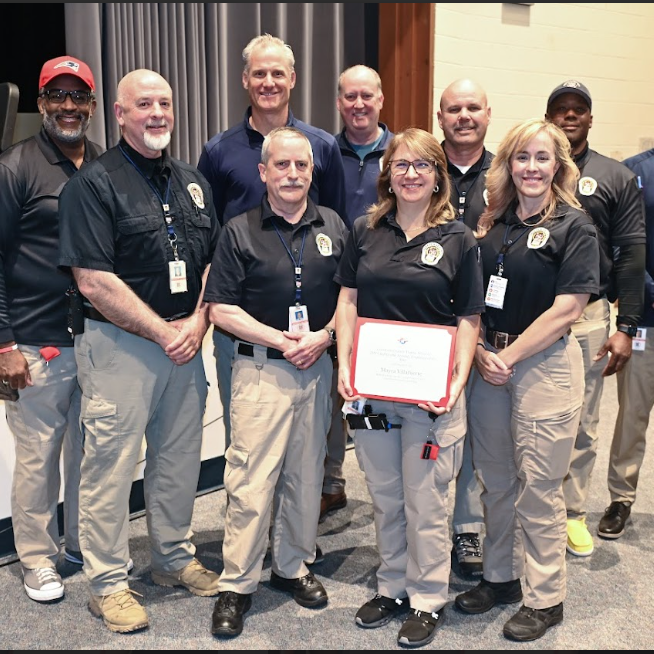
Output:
top-left (40, 89), bottom-right (94, 106)
top-left (389, 159), bottom-right (435, 175)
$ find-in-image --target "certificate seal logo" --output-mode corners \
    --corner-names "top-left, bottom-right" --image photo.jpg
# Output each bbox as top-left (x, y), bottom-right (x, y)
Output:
top-left (578, 176), bottom-right (597, 196)
top-left (316, 233), bottom-right (333, 256)
top-left (421, 242), bottom-right (443, 265)
top-left (187, 183), bottom-right (205, 209)
top-left (527, 227), bottom-right (550, 249)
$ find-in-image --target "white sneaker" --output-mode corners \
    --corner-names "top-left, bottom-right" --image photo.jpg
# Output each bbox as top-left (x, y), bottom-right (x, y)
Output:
top-left (22, 567), bottom-right (64, 602)
top-left (65, 548), bottom-right (134, 573)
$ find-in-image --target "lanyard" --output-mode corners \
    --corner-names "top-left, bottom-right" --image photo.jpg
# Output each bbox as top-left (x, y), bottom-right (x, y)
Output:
top-left (271, 219), bottom-right (308, 305)
top-left (119, 146), bottom-right (179, 261)
top-left (495, 223), bottom-right (530, 276)
top-left (452, 166), bottom-right (485, 220)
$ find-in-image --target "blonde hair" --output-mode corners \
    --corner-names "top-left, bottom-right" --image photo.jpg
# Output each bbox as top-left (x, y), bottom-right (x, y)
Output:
top-left (242, 34), bottom-right (295, 75)
top-left (366, 128), bottom-right (455, 229)
top-left (477, 118), bottom-right (580, 236)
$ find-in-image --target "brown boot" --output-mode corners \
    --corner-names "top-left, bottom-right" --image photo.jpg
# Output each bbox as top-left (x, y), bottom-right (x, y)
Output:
top-left (319, 491), bottom-right (347, 521)
top-left (89, 588), bottom-right (149, 633)
top-left (151, 558), bottom-right (220, 597)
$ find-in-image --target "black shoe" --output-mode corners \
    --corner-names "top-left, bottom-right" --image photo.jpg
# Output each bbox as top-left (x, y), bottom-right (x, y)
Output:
top-left (269, 570), bottom-right (328, 608)
top-left (598, 501), bottom-right (631, 540)
top-left (503, 603), bottom-right (563, 641)
top-left (452, 533), bottom-right (483, 577)
top-left (356, 593), bottom-right (408, 629)
top-left (211, 591), bottom-right (252, 638)
top-left (397, 608), bottom-right (444, 648)
top-left (455, 578), bottom-right (522, 614)
top-left (306, 544), bottom-right (324, 566)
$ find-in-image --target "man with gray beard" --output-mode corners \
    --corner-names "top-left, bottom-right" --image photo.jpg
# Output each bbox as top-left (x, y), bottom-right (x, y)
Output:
top-left (57, 69), bottom-right (221, 633)
top-left (0, 56), bottom-right (102, 603)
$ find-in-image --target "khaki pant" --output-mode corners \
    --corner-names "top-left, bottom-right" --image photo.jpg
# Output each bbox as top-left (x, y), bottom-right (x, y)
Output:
top-left (608, 327), bottom-right (654, 503)
top-left (75, 320), bottom-right (207, 596)
top-left (218, 345), bottom-right (332, 594)
top-left (323, 359), bottom-right (347, 494)
top-left (563, 298), bottom-right (611, 518)
top-left (468, 334), bottom-right (583, 609)
top-left (353, 397), bottom-right (465, 613)
top-left (7, 345), bottom-right (82, 569)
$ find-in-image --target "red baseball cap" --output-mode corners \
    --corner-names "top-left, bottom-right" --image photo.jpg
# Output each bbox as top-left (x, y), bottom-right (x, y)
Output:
top-left (39, 56), bottom-right (95, 92)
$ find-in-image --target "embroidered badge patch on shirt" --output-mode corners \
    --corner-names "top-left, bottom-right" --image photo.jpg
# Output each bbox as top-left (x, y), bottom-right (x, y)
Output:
top-left (578, 176), bottom-right (597, 196)
top-left (421, 242), bottom-right (444, 265)
top-left (527, 227), bottom-right (550, 249)
top-left (316, 233), bottom-right (333, 256)
top-left (187, 183), bottom-right (205, 209)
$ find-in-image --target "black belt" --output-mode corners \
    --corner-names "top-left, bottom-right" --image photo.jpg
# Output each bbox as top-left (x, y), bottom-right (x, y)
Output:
top-left (237, 342), bottom-right (286, 360)
top-left (83, 306), bottom-right (189, 324)
top-left (485, 327), bottom-right (571, 350)
top-left (485, 328), bottom-right (520, 350)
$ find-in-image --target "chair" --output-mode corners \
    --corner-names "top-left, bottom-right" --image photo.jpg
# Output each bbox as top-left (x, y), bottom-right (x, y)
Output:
top-left (0, 82), bottom-right (20, 153)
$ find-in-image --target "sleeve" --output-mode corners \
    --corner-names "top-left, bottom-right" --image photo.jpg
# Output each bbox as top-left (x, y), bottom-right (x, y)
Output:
top-left (556, 219), bottom-right (601, 296)
top-left (198, 143), bottom-right (227, 227)
top-left (610, 173), bottom-right (647, 246)
top-left (614, 242), bottom-right (646, 325)
top-left (317, 137), bottom-right (346, 220)
top-left (0, 161), bottom-right (22, 342)
top-left (333, 219), bottom-right (363, 288)
top-left (58, 173), bottom-right (116, 273)
top-left (451, 231), bottom-right (486, 317)
top-left (203, 222), bottom-right (246, 306)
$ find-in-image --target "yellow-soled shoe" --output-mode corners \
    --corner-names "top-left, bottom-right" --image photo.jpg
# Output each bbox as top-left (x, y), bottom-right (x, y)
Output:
top-left (566, 518), bottom-right (594, 557)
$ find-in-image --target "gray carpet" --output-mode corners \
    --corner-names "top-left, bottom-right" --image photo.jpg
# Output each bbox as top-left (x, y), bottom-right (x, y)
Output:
top-left (1, 372), bottom-right (652, 650)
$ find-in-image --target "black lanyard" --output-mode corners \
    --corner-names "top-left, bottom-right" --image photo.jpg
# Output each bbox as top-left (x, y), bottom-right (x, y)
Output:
top-left (452, 166), bottom-right (485, 221)
top-left (495, 223), bottom-right (530, 276)
top-left (119, 145), bottom-right (179, 261)
top-left (271, 219), bottom-right (308, 305)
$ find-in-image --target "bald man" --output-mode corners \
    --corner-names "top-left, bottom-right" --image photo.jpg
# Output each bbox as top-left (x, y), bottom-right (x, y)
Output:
top-left (437, 78), bottom-right (493, 577)
top-left (58, 69), bottom-right (221, 633)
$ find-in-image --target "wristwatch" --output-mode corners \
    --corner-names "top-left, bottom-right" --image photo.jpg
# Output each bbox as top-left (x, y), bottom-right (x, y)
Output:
top-left (617, 324), bottom-right (638, 337)
top-left (323, 327), bottom-right (336, 344)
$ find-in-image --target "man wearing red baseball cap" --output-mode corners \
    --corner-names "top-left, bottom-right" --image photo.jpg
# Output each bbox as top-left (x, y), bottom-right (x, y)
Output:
top-left (0, 54), bottom-right (103, 603)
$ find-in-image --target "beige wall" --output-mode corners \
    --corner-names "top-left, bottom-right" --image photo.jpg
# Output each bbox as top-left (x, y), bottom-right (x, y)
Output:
top-left (433, 3), bottom-right (654, 160)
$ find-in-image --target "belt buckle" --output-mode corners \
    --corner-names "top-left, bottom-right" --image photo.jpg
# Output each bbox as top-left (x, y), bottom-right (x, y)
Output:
top-left (496, 331), bottom-right (509, 349)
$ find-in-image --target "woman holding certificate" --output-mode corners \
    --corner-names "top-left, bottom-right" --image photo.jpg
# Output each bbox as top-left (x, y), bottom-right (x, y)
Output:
top-left (334, 127), bottom-right (485, 648)
top-left (454, 118), bottom-right (600, 642)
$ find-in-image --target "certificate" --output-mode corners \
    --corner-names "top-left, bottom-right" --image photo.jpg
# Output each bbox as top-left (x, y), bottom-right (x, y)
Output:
top-left (350, 317), bottom-right (456, 406)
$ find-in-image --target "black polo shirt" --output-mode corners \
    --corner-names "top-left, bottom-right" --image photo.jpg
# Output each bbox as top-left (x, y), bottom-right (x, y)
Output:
top-left (574, 145), bottom-right (646, 310)
top-left (0, 128), bottom-right (103, 346)
top-left (445, 147), bottom-right (494, 231)
top-left (335, 213), bottom-right (485, 326)
top-left (479, 205), bottom-right (600, 335)
top-left (58, 139), bottom-right (219, 318)
top-left (204, 195), bottom-right (347, 331)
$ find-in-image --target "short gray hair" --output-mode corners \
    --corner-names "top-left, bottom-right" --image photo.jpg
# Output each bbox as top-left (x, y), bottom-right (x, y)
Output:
top-left (261, 127), bottom-right (313, 165)
top-left (242, 34), bottom-right (295, 75)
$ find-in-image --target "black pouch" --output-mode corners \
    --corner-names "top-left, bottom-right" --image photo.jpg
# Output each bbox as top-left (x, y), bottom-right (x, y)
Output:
top-left (0, 383), bottom-right (19, 402)
top-left (66, 285), bottom-right (84, 337)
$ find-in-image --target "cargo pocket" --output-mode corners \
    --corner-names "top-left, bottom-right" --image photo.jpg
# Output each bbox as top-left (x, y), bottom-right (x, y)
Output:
top-left (224, 445), bottom-right (250, 492)
top-left (80, 397), bottom-right (126, 477)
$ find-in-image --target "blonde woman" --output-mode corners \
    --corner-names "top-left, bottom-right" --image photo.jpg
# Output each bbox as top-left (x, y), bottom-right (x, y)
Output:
top-left (455, 118), bottom-right (600, 642)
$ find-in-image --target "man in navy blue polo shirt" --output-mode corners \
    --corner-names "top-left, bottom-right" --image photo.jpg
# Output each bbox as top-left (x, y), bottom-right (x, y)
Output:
top-left (198, 34), bottom-right (345, 467)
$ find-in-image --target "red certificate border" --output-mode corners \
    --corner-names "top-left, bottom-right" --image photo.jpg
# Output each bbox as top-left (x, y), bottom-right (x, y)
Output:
top-left (350, 317), bottom-right (457, 406)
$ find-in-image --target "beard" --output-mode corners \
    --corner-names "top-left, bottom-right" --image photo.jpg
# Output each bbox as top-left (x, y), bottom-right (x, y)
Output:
top-left (42, 111), bottom-right (89, 144)
top-left (143, 128), bottom-right (171, 152)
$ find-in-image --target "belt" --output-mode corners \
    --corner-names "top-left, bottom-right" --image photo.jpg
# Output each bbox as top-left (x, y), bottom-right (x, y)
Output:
top-left (237, 342), bottom-right (286, 360)
top-left (83, 306), bottom-right (189, 324)
top-left (485, 328), bottom-right (520, 350)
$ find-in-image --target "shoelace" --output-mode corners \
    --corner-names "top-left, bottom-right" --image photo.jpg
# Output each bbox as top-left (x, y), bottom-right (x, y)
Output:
top-left (454, 534), bottom-right (482, 559)
top-left (110, 588), bottom-right (143, 609)
top-left (35, 568), bottom-right (58, 583)
top-left (413, 610), bottom-right (439, 621)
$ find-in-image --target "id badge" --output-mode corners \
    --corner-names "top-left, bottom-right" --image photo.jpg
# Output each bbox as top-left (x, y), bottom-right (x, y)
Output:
top-left (288, 304), bottom-right (310, 332)
top-left (169, 260), bottom-right (188, 294)
top-left (633, 327), bottom-right (646, 351)
top-left (485, 274), bottom-right (507, 309)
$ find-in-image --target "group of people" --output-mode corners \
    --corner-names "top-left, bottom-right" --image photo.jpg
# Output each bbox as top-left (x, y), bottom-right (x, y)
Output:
top-left (0, 31), bottom-right (649, 650)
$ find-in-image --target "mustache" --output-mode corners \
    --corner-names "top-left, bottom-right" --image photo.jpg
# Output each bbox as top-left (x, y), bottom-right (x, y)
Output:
top-left (282, 182), bottom-right (304, 189)
top-left (147, 122), bottom-right (169, 129)
top-left (54, 110), bottom-right (84, 121)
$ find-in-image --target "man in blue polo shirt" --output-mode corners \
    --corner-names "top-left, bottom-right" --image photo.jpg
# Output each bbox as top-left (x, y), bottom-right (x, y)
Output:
top-left (198, 34), bottom-right (345, 468)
